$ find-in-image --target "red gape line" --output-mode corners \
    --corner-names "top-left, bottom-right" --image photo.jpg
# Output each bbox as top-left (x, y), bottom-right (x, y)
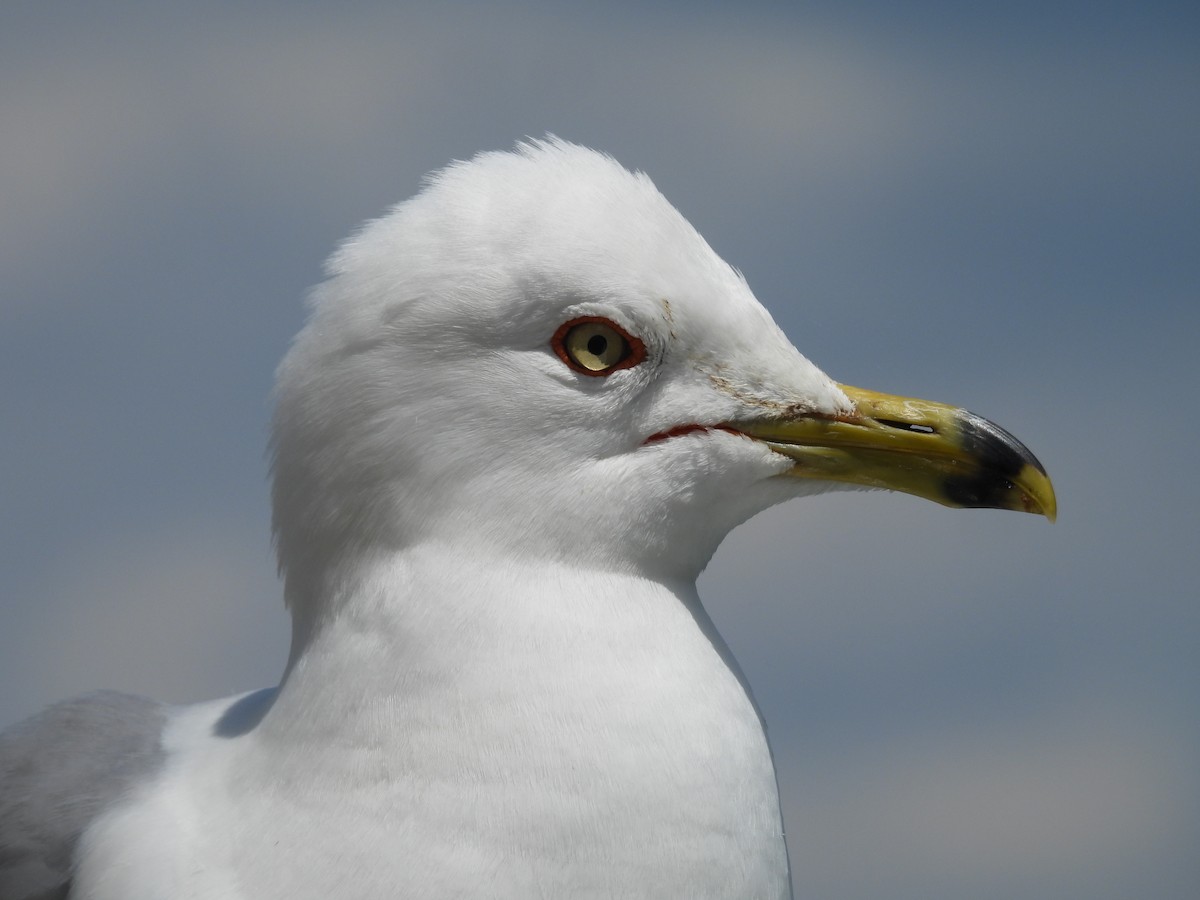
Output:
top-left (644, 424), bottom-right (742, 444)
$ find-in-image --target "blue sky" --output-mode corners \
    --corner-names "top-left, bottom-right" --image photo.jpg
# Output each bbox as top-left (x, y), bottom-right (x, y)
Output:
top-left (2, 3), bottom-right (1197, 898)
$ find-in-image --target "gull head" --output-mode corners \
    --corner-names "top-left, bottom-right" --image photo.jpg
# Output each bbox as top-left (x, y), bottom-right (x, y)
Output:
top-left (271, 139), bottom-right (1054, 613)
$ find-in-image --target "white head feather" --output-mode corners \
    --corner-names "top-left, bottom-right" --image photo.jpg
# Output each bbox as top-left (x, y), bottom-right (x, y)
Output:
top-left (271, 138), bottom-right (850, 628)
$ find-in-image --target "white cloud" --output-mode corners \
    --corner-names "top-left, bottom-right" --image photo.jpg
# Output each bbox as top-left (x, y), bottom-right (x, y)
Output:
top-left (700, 492), bottom-right (1054, 675)
top-left (5, 6), bottom-right (1190, 307)
top-left (0, 515), bottom-right (288, 727)
top-left (780, 696), bottom-right (1195, 899)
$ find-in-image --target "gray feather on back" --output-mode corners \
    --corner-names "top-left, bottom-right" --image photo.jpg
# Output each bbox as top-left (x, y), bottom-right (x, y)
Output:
top-left (0, 692), bottom-right (166, 900)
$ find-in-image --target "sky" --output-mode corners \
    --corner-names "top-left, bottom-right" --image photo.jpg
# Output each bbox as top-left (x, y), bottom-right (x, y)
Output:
top-left (1, 2), bottom-right (1197, 898)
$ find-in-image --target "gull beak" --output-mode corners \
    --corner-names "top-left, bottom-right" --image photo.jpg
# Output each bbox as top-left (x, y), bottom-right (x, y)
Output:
top-left (737, 384), bottom-right (1057, 521)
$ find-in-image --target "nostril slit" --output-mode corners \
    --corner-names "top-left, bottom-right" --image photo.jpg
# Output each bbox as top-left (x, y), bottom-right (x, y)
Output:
top-left (879, 419), bottom-right (935, 435)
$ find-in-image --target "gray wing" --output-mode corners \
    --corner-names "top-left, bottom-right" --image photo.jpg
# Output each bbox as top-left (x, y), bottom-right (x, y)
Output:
top-left (0, 692), bottom-right (166, 900)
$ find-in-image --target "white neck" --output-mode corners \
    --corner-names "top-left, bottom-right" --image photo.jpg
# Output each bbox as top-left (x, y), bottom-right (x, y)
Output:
top-left (236, 544), bottom-right (792, 898)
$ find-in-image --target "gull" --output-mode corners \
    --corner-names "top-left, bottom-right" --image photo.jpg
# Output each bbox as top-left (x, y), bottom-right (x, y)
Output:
top-left (0, 139), bottom-right (1055, 900)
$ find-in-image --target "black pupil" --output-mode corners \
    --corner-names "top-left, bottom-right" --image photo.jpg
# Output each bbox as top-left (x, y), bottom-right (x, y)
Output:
top-left (587, 333), bottom-right (609, 357)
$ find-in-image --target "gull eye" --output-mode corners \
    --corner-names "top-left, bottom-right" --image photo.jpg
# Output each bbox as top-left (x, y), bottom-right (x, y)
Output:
top-left (551, 317), bottom-right (646, 376)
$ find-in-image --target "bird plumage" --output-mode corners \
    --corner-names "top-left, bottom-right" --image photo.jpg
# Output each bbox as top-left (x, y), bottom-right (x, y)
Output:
top-left (1, 138), bottom-right (1053, 899)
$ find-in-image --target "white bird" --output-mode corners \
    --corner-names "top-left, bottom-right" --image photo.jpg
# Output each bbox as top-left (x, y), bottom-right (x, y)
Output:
top-left (0, 139), bottom-right (1054, 900)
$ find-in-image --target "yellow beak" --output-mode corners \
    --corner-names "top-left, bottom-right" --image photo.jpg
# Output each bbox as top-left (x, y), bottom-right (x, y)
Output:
top-left (737, 384), bottom-right (1056, 521)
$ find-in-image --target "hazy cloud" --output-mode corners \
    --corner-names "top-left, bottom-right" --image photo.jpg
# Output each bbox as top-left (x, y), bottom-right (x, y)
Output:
top-left (2, 3), bottom-right (1196, 897)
